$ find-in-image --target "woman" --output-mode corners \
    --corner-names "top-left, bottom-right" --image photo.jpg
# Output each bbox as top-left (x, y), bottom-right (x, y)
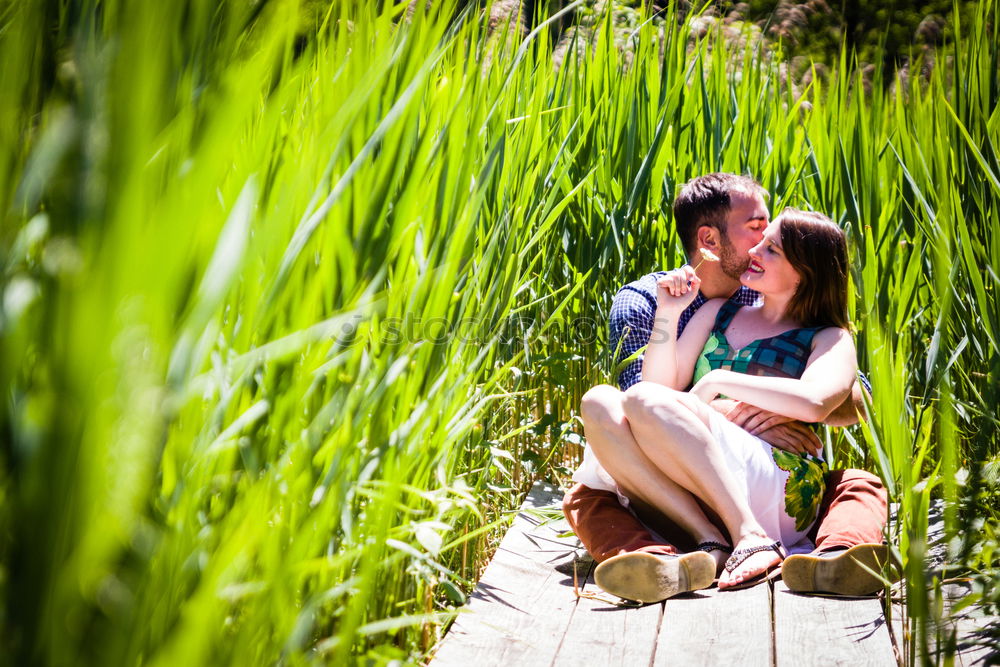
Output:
top-left (577, 209), bottom-right (857, 590)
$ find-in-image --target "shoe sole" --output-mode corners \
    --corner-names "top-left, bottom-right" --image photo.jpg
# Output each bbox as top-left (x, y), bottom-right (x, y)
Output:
top-left (594, 551), bottom-right (716, 603)
top-left (782, 544), bottom-right (891, 596)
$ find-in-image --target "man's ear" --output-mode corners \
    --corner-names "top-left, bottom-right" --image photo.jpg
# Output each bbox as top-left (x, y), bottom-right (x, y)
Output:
top-left (697, 225), bottom-right (721, 251)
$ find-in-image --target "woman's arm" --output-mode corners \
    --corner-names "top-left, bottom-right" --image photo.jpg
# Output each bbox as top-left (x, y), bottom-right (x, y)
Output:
top-left (642, 298), bottom-right (720, 389)
top-left (640, 303), bottom-right (684, 388)
top-left (639, 269), bottom-right (721, 389)
top-left (719, 378), bottom-right (865, 432)
top-left (640, 268), bottom-right (696, 388)
top-left (690, 327), bottom-right (858, 423)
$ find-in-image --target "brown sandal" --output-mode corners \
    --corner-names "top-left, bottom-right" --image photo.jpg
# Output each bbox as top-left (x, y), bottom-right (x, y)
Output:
top-left (696, 541), bottom-right (733, 555)
top-left (721, 540), bottom-right (785, 591)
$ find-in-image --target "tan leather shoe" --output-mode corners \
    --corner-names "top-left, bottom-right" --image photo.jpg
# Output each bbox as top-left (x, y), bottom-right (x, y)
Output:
top-left (594, 551), bottom-right (716, 603)
top-left (782, 544), bottom-right (894, 596)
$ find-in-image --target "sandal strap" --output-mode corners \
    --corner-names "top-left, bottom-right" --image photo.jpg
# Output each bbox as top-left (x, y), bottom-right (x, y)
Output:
top-left (696, 541), bottom-right (733, 554)
top-left (724, 540), bottom-right (784, 573)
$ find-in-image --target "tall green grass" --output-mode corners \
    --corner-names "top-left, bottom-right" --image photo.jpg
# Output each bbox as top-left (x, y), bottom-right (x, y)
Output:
top-left (1, 0), bottom-right (997, 664)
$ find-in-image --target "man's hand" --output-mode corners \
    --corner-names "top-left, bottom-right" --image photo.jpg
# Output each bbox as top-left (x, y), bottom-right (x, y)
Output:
top-left (715, 400), bottom-right (822, 456)
top-left (724, 402), bottom-right (795, 435)
top-left (756, 421), bottom-right (823, 456)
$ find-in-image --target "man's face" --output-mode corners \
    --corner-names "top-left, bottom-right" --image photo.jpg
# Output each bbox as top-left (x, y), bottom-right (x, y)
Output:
top-left (718, 191), bottom-right (769, 279)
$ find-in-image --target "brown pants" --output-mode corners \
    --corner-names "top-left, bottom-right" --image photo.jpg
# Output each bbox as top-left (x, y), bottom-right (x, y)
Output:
top-left (562, 469), bottom-right (887, 562)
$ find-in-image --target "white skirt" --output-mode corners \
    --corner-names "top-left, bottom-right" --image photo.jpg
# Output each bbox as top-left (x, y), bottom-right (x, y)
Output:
top-left (572, 408), bottom-right (816, 555)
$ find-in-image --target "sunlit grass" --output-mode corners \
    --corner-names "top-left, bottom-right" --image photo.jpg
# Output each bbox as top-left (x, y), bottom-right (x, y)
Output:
top-left (1, 0), bottom-right (998, 664)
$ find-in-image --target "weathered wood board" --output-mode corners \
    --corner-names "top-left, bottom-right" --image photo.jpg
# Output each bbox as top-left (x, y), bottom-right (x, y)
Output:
top-left (655, 582), bottom-right (772, 667)
top-left (916, 582), bottom-right (997, 667)
top-left (431, 482), bottom-right (581, 666)
top-left (553, 566), bottom-right (662, 667)
top-left (773, 580), bottom-right (895, 666)
top-left (887, 501), bottom-right (997, 667)
top-left (434, 484), bottom-right (997, 667)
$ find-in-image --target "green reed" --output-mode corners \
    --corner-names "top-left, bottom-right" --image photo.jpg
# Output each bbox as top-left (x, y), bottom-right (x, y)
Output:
top-left (1, 0), bottom-right (997, 664)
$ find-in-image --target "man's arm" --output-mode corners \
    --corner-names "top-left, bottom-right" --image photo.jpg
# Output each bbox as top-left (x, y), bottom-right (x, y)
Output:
top-left (609, 280), bottom-right (659, 390)
top-left (822, 379), bottom-right (866, 427)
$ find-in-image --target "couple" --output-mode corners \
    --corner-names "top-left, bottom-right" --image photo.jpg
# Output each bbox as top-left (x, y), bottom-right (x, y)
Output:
top-left (565, 173), bottom-right (890, 601)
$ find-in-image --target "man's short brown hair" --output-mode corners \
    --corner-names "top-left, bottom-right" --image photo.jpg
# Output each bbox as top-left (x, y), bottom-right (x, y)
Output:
top-left (672, 173), bottom-right (766, 257)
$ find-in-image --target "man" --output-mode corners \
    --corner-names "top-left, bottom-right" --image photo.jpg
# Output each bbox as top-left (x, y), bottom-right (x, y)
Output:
top-left (564, 173), bottom-right (890, 601)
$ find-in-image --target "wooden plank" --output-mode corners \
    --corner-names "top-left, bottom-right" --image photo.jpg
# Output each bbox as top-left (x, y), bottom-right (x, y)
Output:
top-left (890, 595), bottom-right (988, 667)
top-left (773, 580), bottom-right (895, 666)
top-left (942, 581), bottom-right (996, 667)
top-left (437, 485), bottom-right (998, 667)
top-left (654, 581), bottom-right (772, 666)
top-left (888, 504), bottom-right (998, 667)
top-left (553, 563), bottom-right (662, 667)
top-left (432, 482), bottom-right (583, 666)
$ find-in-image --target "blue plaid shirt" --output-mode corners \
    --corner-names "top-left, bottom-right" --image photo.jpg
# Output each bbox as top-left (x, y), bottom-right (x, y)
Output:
top-left (609, 272), bottom-right (760, 390)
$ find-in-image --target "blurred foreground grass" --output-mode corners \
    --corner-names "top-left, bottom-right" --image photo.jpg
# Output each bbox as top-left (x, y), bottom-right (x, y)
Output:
top-left (1, 1), bottom-right (999, 664)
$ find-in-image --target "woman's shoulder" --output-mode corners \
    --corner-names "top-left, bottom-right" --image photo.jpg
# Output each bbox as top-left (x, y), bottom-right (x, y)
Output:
top-left (694, 298), bottom-right (728, 322)
top-left (813, 325), bottom-right (852, 339)
top-left (678, 298), bottom-right (726, 341)
top-left (810, 326), bottom-right (855, 351)
top-left (703, 297), bottom-right (730, 310)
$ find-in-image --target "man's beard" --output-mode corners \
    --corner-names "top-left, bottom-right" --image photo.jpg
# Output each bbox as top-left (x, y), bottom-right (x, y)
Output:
top-left (718, 242), bottom-right (750, 280)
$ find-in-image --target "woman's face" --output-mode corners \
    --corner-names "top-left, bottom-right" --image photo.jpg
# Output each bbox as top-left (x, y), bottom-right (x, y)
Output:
top-left (741, 220), bottom-right (801, 296)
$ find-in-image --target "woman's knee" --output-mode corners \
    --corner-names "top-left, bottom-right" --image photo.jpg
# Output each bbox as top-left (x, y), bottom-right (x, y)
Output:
top-left (622, 381), bottom-right (684, 426)
top-left (580, 384), bottom-right (627, 434)
top-left (671, 390), bottom-right (712, 427)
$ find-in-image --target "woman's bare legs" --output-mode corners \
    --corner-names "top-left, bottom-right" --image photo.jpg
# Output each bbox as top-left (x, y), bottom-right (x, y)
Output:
top-left (621, 382), bottom-right (782, 588)
top-left (581, 384), bottom-right (730, 572)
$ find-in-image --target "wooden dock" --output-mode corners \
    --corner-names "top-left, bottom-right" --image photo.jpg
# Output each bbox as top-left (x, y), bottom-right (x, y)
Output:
top-left (432, 482), bottom-right (994, 666)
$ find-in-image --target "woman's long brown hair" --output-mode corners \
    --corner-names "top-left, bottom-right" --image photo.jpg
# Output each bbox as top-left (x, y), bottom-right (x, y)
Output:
top-left (777, 208), bottom-right (851, 330)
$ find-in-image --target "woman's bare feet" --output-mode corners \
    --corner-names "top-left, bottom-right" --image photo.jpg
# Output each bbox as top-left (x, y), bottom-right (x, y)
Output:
top-left (718, 533), bottom-right (784, 590)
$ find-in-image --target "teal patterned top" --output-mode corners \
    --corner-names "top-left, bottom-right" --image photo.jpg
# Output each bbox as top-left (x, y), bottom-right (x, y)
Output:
top-left (695, 300), bottom-right (829, 532)
top-left (693, 300), bottom-right (824, 385)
